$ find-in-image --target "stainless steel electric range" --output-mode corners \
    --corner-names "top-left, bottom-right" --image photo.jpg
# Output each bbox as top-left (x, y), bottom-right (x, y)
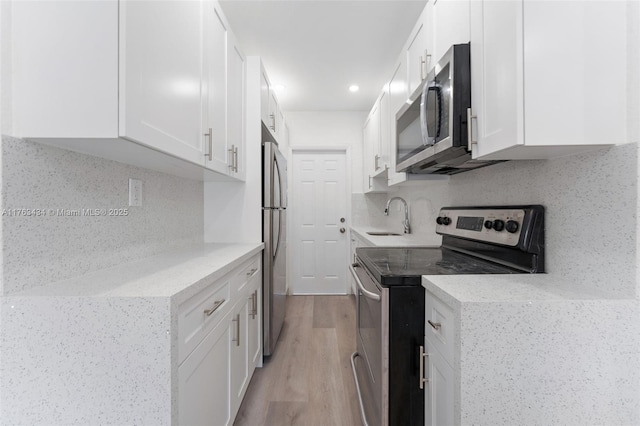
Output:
top-left (349, 205), bottom-right (545, 426)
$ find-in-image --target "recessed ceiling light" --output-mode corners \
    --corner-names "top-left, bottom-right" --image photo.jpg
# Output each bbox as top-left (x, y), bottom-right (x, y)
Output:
top-left (349, 85), bottom-right (359, 93)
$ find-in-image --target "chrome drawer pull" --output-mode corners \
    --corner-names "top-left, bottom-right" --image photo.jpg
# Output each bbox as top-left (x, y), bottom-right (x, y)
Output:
top-left (428, 320), bottom-right (441, 330)
top-left (203, 299), bottom-right (225, 316)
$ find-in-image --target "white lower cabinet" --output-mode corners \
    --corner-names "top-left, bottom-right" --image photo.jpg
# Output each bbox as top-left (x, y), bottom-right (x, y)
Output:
top-left (230, 299), bottom-right (250, 412)
top-left (248, 285), bottom-right (262, 368)
top-left (424, 289), bottom-right (455, 426)
top-left (424, 339), bottom-right (454, 426)
top-left (178, 254), bottom-right (262, 425)
top-left (179, 320), bottom-right (232, 426)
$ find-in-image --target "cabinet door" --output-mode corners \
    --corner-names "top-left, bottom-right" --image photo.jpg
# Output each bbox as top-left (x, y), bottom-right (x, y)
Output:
top-left (203, 2), bottom-right (230, 174)
top-left (248, 285), bottom-right (262, 368)
top-left (378, 86), bottom-right (390, 172)
top-left (120, 1), bottom-right (205, 165)
top-left (425, 345), bottom-right (454, 426)
top-left (277, 109), bottom-right (285, 143)
top-left (407, 3), bottom-right (433, 96)
top-left (260, 70), bottom-right (271, 126)
top-left (470, 0), bottom-right (524, 158)
top-left (230, 301), bottom-right (250, 414)
top-left (269, 92), bottom-right (280, 136)
top-left (362, 102), bottom-right (386, 193)
top-left (179, 322), bottom-right (231, 426)
top-left (227, 36), bottom-right (246, 180)
top-left (433, 0), bottom-right (470, 62)
top-left (388, 60), bottom-right (409, 186)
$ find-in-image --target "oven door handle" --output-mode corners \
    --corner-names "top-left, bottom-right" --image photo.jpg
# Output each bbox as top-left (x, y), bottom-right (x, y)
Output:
top-left (349, 264), bottom-right (381, 301)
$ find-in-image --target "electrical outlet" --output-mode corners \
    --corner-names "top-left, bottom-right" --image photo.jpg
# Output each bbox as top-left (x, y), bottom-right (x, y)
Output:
top-left (129, 178), bottom-right (142, 207)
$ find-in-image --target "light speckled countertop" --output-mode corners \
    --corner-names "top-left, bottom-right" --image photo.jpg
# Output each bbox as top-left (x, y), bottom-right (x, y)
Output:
top-left (351, 225), bottom-right (441, 247)
top-left (422, 273), bottom-right (617, 307)
top-left (12, 242), bottom-right (264, 304)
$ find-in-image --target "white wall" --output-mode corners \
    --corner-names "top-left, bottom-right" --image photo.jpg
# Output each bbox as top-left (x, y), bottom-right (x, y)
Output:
top-left (286, 111), bottom-right (366, 194)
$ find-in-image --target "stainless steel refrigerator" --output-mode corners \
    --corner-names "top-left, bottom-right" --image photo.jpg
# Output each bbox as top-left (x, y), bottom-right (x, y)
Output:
top-left (262, 132), bottom-right (287, 357)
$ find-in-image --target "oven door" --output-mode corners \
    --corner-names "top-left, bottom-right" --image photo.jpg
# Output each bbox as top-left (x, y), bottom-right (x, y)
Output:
top-left (350, 261), bottom-right (388, 426)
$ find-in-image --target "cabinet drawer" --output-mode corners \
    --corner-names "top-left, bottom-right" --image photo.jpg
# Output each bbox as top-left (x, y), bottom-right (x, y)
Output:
top-left (425, 291), bottom-right (454, 366)
top-left (234, 256), bottom-right (261, 293)
top-left (178, 278), bottom-right (231, 363)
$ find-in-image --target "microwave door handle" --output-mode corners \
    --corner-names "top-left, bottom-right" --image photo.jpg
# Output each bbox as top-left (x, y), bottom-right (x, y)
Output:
top-left (420, 82), bottom-right (430, 146)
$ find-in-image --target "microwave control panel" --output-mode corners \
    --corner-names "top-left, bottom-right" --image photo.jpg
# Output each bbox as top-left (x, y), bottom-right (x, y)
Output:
top-left (435, 208), bottom-right (526, 247)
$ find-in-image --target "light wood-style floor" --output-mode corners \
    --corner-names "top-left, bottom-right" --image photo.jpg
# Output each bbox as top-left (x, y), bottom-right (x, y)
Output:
top-left (234, 295), bottom-right (361, 426)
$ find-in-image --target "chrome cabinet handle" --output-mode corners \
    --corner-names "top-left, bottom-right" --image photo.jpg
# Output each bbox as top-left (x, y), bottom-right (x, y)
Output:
top-left (467, 107), bottom-right (478, 148)
top-left (204, 128), bottom-right (212, 161)
top-left (420, 49), bottom-right (431, 81)
top-left (249, 290), bottom-right (258, 319)
top-left (428, 320), bottom-right (441, 330)
top-left (246, 267), bottom-right (258, 277)
top-left (368, 175), bottom-right (372, 189)
top-left (232, 314), bottom-right (240, 346)
top-left (269, 113), bottom-right (276, 131)
top-left (374, 154), bottom-right (380, 170)
top-left (228, 144), bottom-right (234, 170)
top-left (234, 146), bottom-right (239, 172)
top-left (419, 345), bottom-right (429, 389)
top-left (349, 264), bottom-right (381, 301)
top-left (203, 298), bottom-right (225, 316)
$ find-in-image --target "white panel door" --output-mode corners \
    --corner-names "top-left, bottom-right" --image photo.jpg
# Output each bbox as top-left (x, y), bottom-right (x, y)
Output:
top-left (291, 151), bottom-right (348, 295)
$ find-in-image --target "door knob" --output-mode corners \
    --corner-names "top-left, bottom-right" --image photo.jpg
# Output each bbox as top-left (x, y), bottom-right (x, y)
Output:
top-left (340, 228), bottom-right (346, 233)
top-left (340, 217), bottom-right (345, 223)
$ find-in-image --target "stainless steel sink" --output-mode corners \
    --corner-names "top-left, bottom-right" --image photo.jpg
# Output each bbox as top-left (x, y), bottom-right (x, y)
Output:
top-left (366, 231), bottom-right (402, 236)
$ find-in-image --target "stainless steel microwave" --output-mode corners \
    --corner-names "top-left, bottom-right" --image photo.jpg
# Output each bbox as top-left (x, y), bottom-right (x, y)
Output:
top-left (395, 43), bottom-right (500, 175)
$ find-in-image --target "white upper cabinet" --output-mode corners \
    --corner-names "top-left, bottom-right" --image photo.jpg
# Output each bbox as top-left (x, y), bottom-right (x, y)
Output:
top-left (202, 1), bottom-right (229, 173)
top-left (407, 3), bottom-right (434, 96)
top-left (227, 39), bottom-right (247, 180)
top-left (378, 86), bottom-right (390, 173)
top-left (258, 62), bottom-right (287, 143)
top-left (11, 1), bottom-right (119, 138)
top-left (120, 0), bottom-right (205, 166)
top-left (363, 100), bottom-right (387, 193)
top-left (10, 0), bottom-right (245, 181)
top-left (432, 0), bottom-right (470, 63)
top-left (260, 70), bottom-right (271, 126)
top-left (387, 59), bottom-right (410, 187)
top-left (470, 0), bottom-right (628, 160)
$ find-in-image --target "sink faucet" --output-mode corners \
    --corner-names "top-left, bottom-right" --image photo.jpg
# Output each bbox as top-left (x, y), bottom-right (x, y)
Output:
top-left (384, 197), bottom-right (411, 234)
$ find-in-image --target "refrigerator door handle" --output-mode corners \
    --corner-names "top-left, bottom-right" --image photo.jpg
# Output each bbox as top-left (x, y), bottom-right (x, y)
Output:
top-left (273, 209), bottom-right (283, 261)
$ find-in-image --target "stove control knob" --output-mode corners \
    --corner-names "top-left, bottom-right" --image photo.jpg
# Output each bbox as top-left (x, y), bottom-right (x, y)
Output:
top-left (442, 217), bottom-right (451, 226)
top-left (484, 220), bottom-right (493, 229)
top-left (492, 219), bottom-right (505, 232)
top-left (436, 217), bottom-right (443, 225)
top-left (505, 220), bottom-right (519, 233)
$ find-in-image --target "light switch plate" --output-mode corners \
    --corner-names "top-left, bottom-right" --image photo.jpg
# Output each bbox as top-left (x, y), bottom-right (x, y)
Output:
top-left (128, 178), bottom-right (142, 207)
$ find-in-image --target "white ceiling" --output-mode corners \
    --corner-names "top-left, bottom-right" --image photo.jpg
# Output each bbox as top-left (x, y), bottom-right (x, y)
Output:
top-left (219, 0), bottom-right (427, 112)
